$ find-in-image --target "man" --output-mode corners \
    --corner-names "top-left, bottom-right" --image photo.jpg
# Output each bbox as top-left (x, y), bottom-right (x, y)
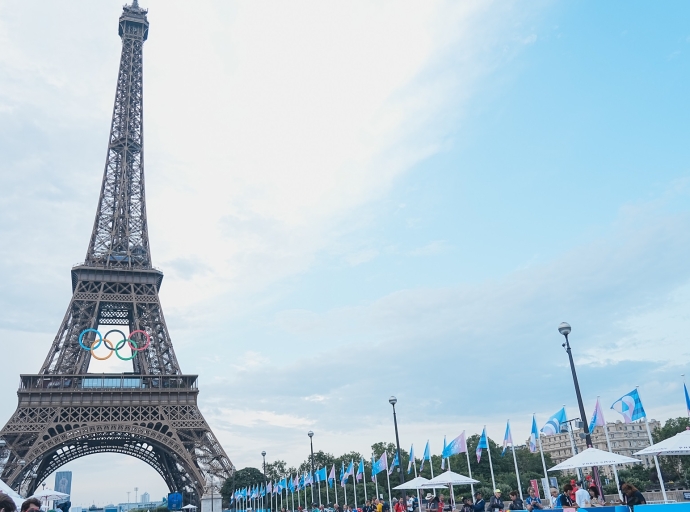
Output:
top-left (556, 485), bottom-right (575, 508)
top-left (473, 492), bottom-right (485, 512)
top-left (20, 499), bottom-right (41, 512)
top-left (363, 500), bottom-right (373, 512)
top-left (488, 490), bottom-right (504, 512)
top-left (407, 496), bottom-right (414, 512)
top-left (375, 499), bottom-right (383, 512)
top-left (395, 498), bottom-right (405, 512)
top-left (525, 487), bottom-right (542, 511)
top-left (508, 492), bottom-right (523, 511)
top-left (0, 493), bottom-right (17, 512)
top-left (574, 483), bottom-right (589, 509)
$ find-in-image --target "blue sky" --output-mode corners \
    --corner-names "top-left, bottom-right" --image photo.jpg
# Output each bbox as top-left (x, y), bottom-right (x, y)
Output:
top-left (1, 0), bottom-right (690, 506)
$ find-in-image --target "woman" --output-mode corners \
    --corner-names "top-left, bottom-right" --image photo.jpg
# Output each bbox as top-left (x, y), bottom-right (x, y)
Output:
top-left (622, 484), bottom-right (646, 509)
top-left (588, 486), bottom-right (604, 507)
top-left (508, 492), bottom-right (523, 511)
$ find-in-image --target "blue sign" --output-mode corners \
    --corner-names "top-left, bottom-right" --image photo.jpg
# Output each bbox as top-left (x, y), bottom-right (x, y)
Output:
top-left (168, 493), bottom-right (183, 511)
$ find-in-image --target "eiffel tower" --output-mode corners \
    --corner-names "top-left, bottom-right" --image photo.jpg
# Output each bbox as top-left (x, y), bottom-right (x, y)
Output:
top-left (0, 2), bottom-right (234, 503)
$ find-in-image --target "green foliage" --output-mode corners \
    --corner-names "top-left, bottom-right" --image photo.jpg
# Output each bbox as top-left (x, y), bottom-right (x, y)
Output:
top-left (652, 417), bottom-right (690, 486)
top-left (221, 467), bottom-right (266, 506)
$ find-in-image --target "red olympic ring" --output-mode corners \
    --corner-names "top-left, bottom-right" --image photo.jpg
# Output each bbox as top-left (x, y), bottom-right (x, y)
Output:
top-left (128, 330), bottom-right (151, 351)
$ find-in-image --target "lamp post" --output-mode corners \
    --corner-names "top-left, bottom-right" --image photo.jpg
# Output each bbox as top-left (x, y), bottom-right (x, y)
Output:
top-left (308, 431), bottom-right (316, 505)
top-left (557, 323), bottom-right (592, 449)
top-left (388, 396), bottom-right (405, 491)
top-left (262, 451), bottom-right (268, 512)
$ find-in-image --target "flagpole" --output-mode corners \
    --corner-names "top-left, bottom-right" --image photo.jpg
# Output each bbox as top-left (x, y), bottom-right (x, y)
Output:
top-left (508, 422), bottom-right (523, 500)
top-left (463, 435), bottom-right (475, 498)
top-left (363, 460), bottom-right (368, 503)
top-left (343, 463), bottom-right (348, 507)
top-left (318, 468), bottom-right (322, 506)
top-left (292, 481), bottom-right (296, 512)
top-left (311, 473), bottom-right (315, 505)
top-left (298, 478), bottom-right (302, 509)
top-left (429, 450), bottom-right (436, 497)
top-left (636, 386), bottom-right (668, 502)
top-left (335, 466), bottom-right (339, 506)
top-left (413, 458), bottom-right (421, 512)
top-left (446, 457), bottom-right (455, 510)
top-left (684, 375), bottom-right (689, 419)
top-left (353, 460), bottom-right (358, 508)
top-left (326, 470), bottom-right (330, 505)
top-left (386, 453), bottom-right (393, 503)
top-left (485, 426), bottom-right (497, 491)
top-left (373, 453), bottom-right (380, 501)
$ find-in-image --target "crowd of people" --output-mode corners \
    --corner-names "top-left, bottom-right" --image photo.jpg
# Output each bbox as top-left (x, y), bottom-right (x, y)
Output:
top-left (258, 481), bottom-right (646, 512)
top-left (0, 494), bottom-right (41, 512)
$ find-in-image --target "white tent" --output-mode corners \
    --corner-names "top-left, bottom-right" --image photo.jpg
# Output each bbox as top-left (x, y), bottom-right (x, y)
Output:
top-left (548, 447), bottom-right (640, 471)
top-left (420, 470), bottom-right (479, 486)
top-left (393, 477), bottom-right (446, 490)
top-left (0, 479), bottom-right (24, 509)
top-left (635, 429), bottom-right (690, 456)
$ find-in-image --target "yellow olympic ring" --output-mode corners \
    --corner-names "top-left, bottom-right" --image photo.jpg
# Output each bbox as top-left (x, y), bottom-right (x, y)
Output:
top-left (90, 338), bottom-right (116, 360)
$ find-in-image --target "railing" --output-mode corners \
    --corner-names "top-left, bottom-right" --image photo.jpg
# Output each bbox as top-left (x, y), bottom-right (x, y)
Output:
top-left (19, 374), bottom-right (198, 391)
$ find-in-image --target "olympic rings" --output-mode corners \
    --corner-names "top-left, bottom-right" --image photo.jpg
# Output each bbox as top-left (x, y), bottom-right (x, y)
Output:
top-left (78, 328), bottom-right (149, 360)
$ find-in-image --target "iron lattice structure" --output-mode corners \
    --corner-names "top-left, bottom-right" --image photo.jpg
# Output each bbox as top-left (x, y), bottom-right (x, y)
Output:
top-left (0, 2), bottom-right (234, 503)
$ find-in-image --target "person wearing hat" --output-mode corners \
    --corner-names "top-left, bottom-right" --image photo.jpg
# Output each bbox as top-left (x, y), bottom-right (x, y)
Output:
top-left (489, 490), bottom-right (504, 512)
top-left (473, 492), bottom-right (485, 512)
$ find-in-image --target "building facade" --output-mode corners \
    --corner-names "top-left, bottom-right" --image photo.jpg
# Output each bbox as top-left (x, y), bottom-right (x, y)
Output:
top-left (538, 419), bottom-right (659, 475)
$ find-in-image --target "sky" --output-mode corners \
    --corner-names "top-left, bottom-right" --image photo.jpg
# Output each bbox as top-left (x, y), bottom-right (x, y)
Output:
top-left (1, 0), bottom-right (690, 506)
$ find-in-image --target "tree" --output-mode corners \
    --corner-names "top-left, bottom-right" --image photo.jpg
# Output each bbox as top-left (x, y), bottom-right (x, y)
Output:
top-left (221, 467), bottom-right (265, 506)
top-left (653, 417), bottom-right (690, 486)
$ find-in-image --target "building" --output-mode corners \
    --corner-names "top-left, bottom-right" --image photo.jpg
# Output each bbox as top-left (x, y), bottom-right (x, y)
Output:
top-left (538, 419), bottom-right (660, 475)
top-left (117, 499), bottom-right (166, 512)
top-left (140, 493), bottom-right (150, 504)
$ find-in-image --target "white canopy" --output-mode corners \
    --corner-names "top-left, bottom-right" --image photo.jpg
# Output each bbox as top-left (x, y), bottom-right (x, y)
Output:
top-left (548, 447), bottom-right (640, 471)
top-left (0, 478), bottom-right (24, 509)
top-left (393, 476), bottom-right (446, 490)
top-left (181, 506), bottom-right (198, 510)
top-left (420, 470), bottom-right (479, 486)
top-left (30, 489), bottom-right (70, 500)
top-left (634, 429), bottom-right (690, 456)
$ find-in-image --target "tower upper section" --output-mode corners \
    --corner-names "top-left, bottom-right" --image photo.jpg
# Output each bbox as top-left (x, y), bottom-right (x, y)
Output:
top-left (85, 1), bottom-right (151, 269)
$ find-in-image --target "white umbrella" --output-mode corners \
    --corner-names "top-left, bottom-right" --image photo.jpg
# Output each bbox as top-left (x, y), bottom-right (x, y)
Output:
top-left (420, 470), bottom-right (479, 486)
top-left (548, 447), bottom-right (640, 471)
top-left (394, 477), bottom-right (446, 490)
top-left (30, 489), bottom-right (70, 501)
top-left (0, 478), bottom-right (24, 509)
top-left (634, 429), bottom-right (690, 456)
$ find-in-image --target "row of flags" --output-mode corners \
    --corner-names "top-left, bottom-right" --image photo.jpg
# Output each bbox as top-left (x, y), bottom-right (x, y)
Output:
top-left (233, 386), bottom-right (688, 505)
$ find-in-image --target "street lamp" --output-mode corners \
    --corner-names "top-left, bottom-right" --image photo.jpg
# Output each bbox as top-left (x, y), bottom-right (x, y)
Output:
top-left (388, 396), bottom-right (405, 490)
top-left (308, 431), bottom-right (316, 505)
top-left (557, 322), bottom-right (592, 449)
top-left (262, 451), bottom-right (268, 512)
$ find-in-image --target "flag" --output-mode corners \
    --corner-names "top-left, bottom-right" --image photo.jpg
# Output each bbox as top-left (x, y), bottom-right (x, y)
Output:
top-left (266, 482), bottom-right (272, 494)
top-left (501, 421), bottom-right (513, 456)
top-left (420, 440), bottom-right (430, 471)
top-left (684, 383), bottom-right (690, 415)
top-left (328, 464), bottom-right (336, 487)
top-left (529, 415), bottom-right (539, 453)
top-left (541, 407), bottom-right (567, 436)
top-left (340, 462), bottom-right (346, 487)
top-left (589, 398), bottom-right (606, 434)
top-left (442, 432), bottom-right (467, 458)
top-left (288, 476), bottom-right (294, 493)
top-left (441, 436), bottom-right (447, 470)
top-left (260, 485), bottom-right (266, 497)
top-left (345, 460), bottom-right (355, 477)
top-left (299, 474), bottom-right (305, 489)
top-left (407, 444), bottom-right (415, 474)
top-left (611, 389), bottom-right (646, 423)
top-left (388, 452), bottom-right (399, 475)
top-left (476, 427), bottom-right (488, 462)
top-left (279, 478), bottom-right (287, 492)
top-left (357, 459), bottom-right (365, 481)
top-left (371, 452), bottom-right (388, 476)
top-left (293, 475), bottom-right (300, 491)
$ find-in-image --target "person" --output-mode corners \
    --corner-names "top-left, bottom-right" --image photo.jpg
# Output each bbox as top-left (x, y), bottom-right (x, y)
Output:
top-left (508, 492), bottom-right (523, 511)
top-left (429, 496), bottom-right (439, 512)
top-left (363, 501), bottom-right (373, 512)
top-left (0, 493), bottom-right (17, 512)
top-left (621, 484), bottom-right (646, 509)
top-left (587, 487), bottom-right (603, 507)
top-left (382, 500), bottom-right (391, 512)
top-left (438, 495), bottom-right (445, 512)
top-left (489, 490), bottom-right (504, 512)
top-left (20, 499), bottom-right (41, 512)
top-left (460, 497), bottom-right (474, 512)
top-left (524, 487), bottom-right (543, 511)
top-left (474, 492), bottom-right (486, 512)
top-left (556, 485), bottom-right (575, 508)
top-left (574, 483), bottom-right (589, 509)
top-left (549, 489), bottom-right (558, 509)
top-left (407, 496), bottom-right (415, 512)
top-left (374, 499), bottom-right (382, 512)
top-left (395, 499), bottom-right (406, 512)
top-left (334, 504), bottom-right (341, 512)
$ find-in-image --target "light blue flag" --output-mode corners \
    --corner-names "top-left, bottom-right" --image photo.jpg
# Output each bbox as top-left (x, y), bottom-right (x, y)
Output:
top-left (407, 444), bottom-right (414, 474)
top-left (589, 398), bottom-right (606, 434)
top-left (442, 432), bottom-right (467, 458)
top-left (684, 383), bottom-right (690, 415)
top-left (541, 407), bottom-right (567, 436)
top-left (476, 427), bottom-right (488, 462)
top-left (529, 415), bottom-right (539, 453)
top-left (501, 421), bottom-right (513, 456)
top-left (611, 389), bottom-right (646, 423)
top-left (420, 440), bottom-right (430, 471)
top-left (388, 452), bottom-right (399, 475)
top-left (357, 459), bottom-right (365, 481)
top-left (316, 467), bottom-right (327, 482)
